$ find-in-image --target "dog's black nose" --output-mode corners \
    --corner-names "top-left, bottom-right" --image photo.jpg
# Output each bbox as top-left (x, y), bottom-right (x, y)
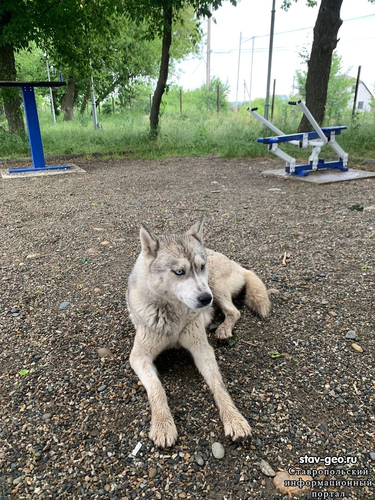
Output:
top-left (198, 293), bottom-right (213, 307)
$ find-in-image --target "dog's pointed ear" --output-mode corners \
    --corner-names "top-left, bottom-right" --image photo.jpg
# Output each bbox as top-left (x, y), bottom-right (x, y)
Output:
top-left (140, 224), bottom-right (159, 258)
top-left (187, 216), bottom-right (204, 244)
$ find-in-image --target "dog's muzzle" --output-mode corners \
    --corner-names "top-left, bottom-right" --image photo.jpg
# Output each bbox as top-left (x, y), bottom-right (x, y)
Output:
top-left (197, 293), bottom-right (213, 308)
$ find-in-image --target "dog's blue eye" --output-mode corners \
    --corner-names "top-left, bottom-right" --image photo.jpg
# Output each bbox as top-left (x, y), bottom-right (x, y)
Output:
top-left (173, 269), bottom-right (185, 276)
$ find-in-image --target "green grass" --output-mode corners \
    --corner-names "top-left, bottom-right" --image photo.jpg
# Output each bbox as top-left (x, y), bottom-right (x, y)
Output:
top-left (1, 107), bottom-right (375, 161)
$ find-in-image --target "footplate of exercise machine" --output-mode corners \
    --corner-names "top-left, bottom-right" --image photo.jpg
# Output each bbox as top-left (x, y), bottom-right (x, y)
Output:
top-left (286, 159), bottom-right (349, 177)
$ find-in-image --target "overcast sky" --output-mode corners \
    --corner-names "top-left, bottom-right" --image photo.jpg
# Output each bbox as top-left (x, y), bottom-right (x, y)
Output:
top-left (174, 0), bottom-right (375, 102)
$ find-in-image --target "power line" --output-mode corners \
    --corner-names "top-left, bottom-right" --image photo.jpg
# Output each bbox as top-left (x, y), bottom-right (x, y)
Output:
top-left (242, 13), bottom-right (375, 43)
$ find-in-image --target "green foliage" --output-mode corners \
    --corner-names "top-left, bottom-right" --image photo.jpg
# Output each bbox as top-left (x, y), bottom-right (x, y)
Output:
top-left (15, 42), bottom-right (46, 81)
top-left (281, 0), bottom-right (317, 10)
top-left (7, 6), bottom-right (203, 114)
top-left (125, 0), bottom-right (237, 36)
top-left (1, 104), bottom-right (375, 160)
top-left (294, 52), bottom-right (355, 123)
top-left (162, 77), bottom-right (230, 114)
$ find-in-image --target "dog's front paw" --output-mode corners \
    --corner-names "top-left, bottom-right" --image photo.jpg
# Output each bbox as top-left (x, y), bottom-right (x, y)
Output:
top-left (223, 412), bottom-right (252, 441)
top-left (149, 415), bottom-right (178, 448)
top-left (215, 323), bottom-right (233, 340)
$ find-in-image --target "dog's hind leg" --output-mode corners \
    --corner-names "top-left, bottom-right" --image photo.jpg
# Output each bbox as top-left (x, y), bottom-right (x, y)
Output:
top-left (213, 289), bottom-right (241, 339)
top-left (130, 332), bottom-right (178, 448)
top-left (180, 319), bottom-right (252, 441)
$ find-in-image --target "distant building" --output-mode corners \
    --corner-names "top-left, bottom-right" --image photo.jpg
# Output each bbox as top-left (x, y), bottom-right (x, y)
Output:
top-left (350, 81), bottom-right (374, 112)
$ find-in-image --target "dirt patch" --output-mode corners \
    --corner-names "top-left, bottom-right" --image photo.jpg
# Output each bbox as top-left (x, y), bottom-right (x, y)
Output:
top-left (0, 156), bottom-right (374, 499)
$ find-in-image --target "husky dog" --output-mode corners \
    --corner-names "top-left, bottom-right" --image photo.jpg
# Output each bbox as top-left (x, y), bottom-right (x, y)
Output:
top-left (127, 218), bottom-right (271, 448)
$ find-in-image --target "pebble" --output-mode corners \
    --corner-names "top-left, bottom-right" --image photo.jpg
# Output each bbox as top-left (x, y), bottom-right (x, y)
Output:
top-left (13, 476), bottom-right (23, 485)
top-left (59, 301), bottom-right (71, 310)
top-left (370, 452), bottom-right (375, 461)
top-left (195, 453), bottom-right (204, 466)
top-left (148, 467), bottom-right (157, 479)
top-left (351, 343), bottom-right (363, 353)
top-left (97, 347), bottom-right (114, 359)
top-left (259, 459), bottom-right (276, 477)
top-left (211, 442), bottom-right (225, 459)
top-left (26, 253), bottom-right (40, 259)
top-left (346, 330), bottom-right (357, 340)
top-left (97, 385), bottom-right (107, 392)
top-left (42, 413), bottom-right (52, 420)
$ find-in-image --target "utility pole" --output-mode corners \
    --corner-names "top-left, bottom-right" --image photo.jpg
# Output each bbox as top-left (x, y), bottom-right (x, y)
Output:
top-left (264, 0), bottom-right (276, 120)
top-left (235, 32), bottom-right (242, 112)
top-left (90, 74), bottom-right (98, 130)
top-left (206, 14), bottom-right (211, 91)
top-left (44, 54), bottom-right (56, 123)
top-left (249, 36), bottom-right (255, 107)
top-left (352, 65), bottom-right (361, 118)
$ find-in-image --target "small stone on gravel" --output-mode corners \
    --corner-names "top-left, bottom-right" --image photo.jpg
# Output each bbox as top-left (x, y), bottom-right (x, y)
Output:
top-left (97, 385), bottom-right (107, 392)
top-left (195, 453), bottom-right (204, 466)
top-left (97, 347), bottom-right (114, 359)
top-left (42, 413), bottom-right (52, 420)
top-left (351, 343), bottom-right (363, 353)
top-left (370, 452), bottom-right (375, 461)
top-left (212, 442), bottom-right (225, 459)
top-left (259, 459), bottom-right (276, 477)
top-left (58, 301), bottom-right (71, 310)
top-left (346, 330), bottom-right (357, 340)
top-left (148, 467), bottom-right (157, 479)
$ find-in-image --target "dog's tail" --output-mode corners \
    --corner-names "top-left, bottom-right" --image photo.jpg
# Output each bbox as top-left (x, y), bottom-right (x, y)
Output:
top-left (243, 270), bottom-right (271, 318)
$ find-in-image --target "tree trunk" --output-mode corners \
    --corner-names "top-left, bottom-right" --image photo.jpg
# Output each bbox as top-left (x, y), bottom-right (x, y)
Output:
top-left (0, 35), bottom-right (25, 134)
top-left (298, 0), bottom-right (343, 132)
top-left (150, 5), bottom-right (173, 138)
top-left (61, 76), bottom-right (77, 121)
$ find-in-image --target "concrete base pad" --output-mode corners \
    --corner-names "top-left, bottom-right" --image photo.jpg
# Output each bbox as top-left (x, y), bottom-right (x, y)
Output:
top-left (1, 163), bottom-right (86, 179)
top-left (261, 168), bottom-right (375, 184)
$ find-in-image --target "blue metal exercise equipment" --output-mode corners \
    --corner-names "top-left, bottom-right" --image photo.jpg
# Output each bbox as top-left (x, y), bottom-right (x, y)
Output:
top-left (0, 81), bottom-right (70, 174)
top-left (249, 100), bottom-right (349, 177)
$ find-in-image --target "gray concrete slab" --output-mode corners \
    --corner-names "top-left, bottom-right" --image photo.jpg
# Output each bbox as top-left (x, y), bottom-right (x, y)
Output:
top-left (1, 163), bottom-right (86, 180)
top-left (261, 168), bottom-right (375, 184)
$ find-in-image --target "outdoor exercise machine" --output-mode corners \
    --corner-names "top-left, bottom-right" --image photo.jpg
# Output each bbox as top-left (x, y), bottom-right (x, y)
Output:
top-left (249, 100), bottom-right (349, 177)
top-left (0, 81), bottom-right (70, 174)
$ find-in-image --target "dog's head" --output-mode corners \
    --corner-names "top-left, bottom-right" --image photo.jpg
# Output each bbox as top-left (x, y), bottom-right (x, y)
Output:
top-left (139, 217), bottom-right (213, 310)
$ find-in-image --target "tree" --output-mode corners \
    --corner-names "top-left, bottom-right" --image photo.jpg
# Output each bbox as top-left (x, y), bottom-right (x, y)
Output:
top-left (4, 2), bottom-right (202, 123)
top-left (282, 0), bottom-right (375, 131)
top-left (126, 0), bottom-right (237, 138)
top-left (0, 0), bottom-right (118, 130)
top-left (0, 5), bottom-right (27, 133)
top-left (294, 52), bottom-right (355, 123)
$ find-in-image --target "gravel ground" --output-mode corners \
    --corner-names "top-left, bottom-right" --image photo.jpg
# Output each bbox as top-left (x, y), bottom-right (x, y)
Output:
top-left (0, 156), bottom-right (374, 500)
